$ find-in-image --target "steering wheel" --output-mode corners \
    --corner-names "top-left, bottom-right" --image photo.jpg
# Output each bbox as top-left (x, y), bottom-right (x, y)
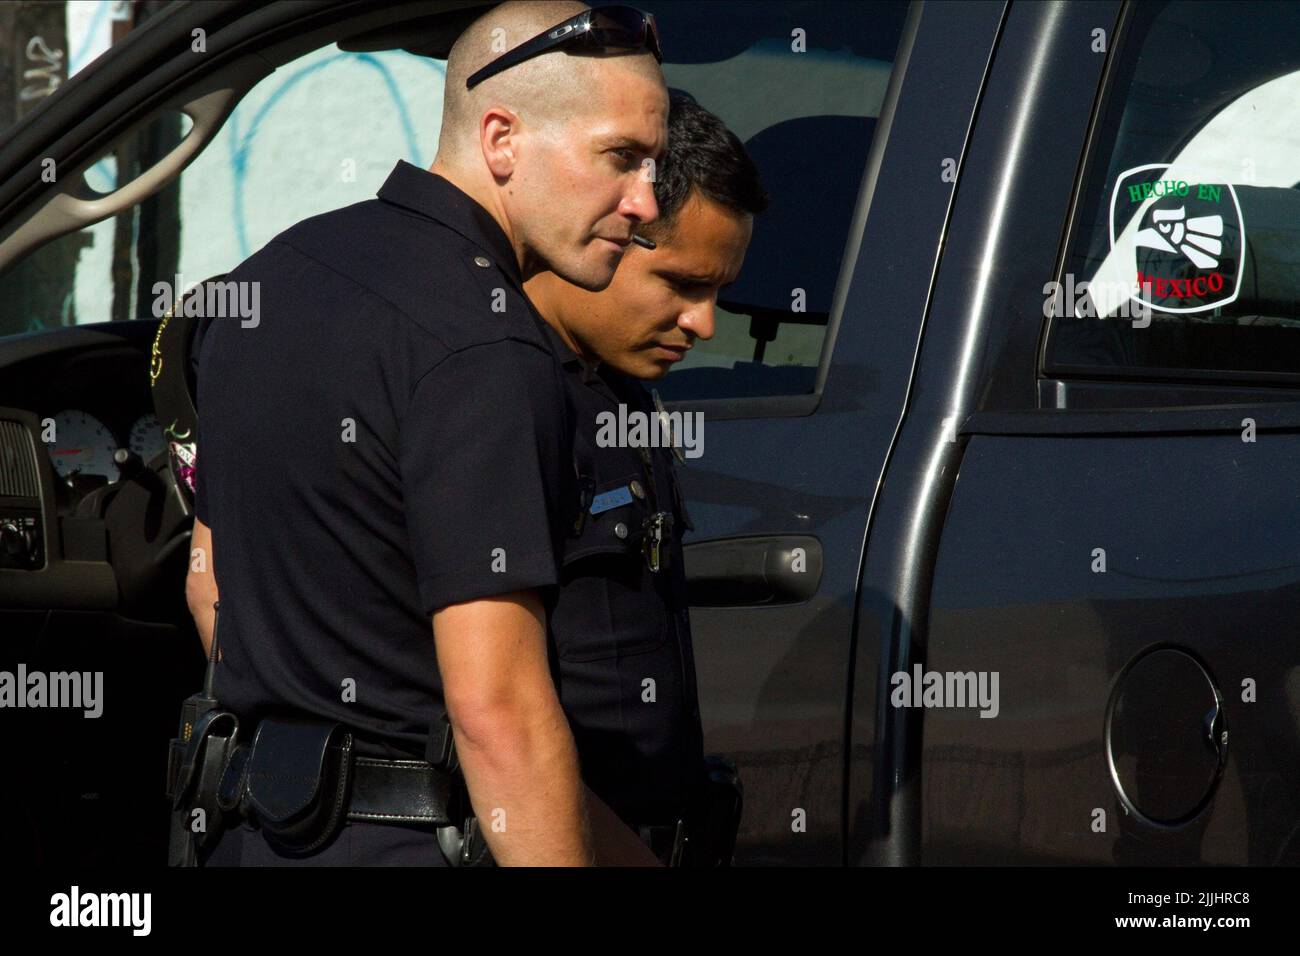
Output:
top-left (149, 275), bottom-right (227, 516)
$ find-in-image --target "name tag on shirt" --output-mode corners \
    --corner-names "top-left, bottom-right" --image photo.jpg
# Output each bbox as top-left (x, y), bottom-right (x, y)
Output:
top-left (590, 486), bottom-right (634, 515)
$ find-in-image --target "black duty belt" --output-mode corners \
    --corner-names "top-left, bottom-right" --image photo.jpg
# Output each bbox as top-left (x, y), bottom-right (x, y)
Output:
top-left (344, 756), bottom-right (457, 824)
top-left (172, 711), bottom-right (712, 866)
top-left (209, 718), bottom-right (462, 855)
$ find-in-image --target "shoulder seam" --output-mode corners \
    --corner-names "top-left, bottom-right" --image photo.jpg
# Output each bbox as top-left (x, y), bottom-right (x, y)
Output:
top-left (269, 236), bottom-right (453, 348)
top-left (270, 235), bottom-right (544, 375)
top-left (407, 335), bottom-right (558, 404)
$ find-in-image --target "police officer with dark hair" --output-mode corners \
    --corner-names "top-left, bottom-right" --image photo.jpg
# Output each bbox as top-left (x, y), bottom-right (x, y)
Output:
top-left (180, 1), bottom-right (673, 866)
top-left (524, 89), bottom-right (768, 862)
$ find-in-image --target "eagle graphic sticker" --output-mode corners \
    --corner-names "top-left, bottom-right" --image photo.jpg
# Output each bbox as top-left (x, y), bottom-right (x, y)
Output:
top-left (1109, 164), bottom-right (1246, 315)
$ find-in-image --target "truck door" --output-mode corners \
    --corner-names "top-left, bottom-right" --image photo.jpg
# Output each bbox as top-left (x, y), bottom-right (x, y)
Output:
top-left (649, 0), bottom-right (1005, 864)
top-left (916, 0), bottom-right (1300, 864)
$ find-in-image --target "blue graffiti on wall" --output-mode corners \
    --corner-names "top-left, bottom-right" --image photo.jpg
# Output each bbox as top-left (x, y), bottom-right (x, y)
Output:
top-left (227, 52), bottom-right (445, 258)
top-left (80, 49), bottom-right (445, 240)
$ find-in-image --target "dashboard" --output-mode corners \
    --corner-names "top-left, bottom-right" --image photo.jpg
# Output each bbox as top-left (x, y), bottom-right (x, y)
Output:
top-left (0, 322), bottom-right (194, 621)
top-left (0, 328), bottom-right (167, 510)
top-left (46, 408), bottom-right (166, 483)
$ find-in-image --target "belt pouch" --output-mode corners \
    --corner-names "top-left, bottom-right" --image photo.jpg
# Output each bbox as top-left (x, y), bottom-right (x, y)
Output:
top-left (243, 718), bottom-right (354, 854)
top-left (168, 709), bottom-right (240, 865)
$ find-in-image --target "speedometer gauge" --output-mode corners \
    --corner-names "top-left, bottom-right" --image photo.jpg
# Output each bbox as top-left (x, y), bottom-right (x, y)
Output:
top-left (48, 410), bottom-right (120, 482)
top-left (128, 413), bottom-right (166, 463)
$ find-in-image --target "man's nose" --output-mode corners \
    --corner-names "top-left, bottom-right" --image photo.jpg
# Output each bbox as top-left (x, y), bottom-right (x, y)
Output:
top-left (679, 297), bottom-right (716, 341)
top-left (622, 167), bottom-right (659, 225)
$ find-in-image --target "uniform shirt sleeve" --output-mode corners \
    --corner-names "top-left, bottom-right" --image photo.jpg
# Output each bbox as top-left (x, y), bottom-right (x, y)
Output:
top-left (401, 338), bottom-right (567, 614)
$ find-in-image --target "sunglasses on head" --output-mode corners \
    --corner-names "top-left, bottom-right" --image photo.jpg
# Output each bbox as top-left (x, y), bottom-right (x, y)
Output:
top-left (465, 5), bottom-right (662, 90)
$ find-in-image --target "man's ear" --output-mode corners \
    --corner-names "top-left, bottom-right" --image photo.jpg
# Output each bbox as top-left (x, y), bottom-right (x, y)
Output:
top-left (480, 106), bottom-right (521, 179)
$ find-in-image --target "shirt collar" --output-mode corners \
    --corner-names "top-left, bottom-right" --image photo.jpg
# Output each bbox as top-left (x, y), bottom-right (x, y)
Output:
top-left (377, 160), bottom-right (522, 286)
top-left (376, 162), bottom-right (614, 385)
top-left (536, 313), bottom-right (614, 387)
top-left (536, 316), bottom-right (579, 364)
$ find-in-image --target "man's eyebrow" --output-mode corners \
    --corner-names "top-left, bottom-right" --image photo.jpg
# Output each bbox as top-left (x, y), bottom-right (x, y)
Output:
top-left (660, 268), bottom-right (730, 287)
top-left (598, 134), bottom-right (661, 157)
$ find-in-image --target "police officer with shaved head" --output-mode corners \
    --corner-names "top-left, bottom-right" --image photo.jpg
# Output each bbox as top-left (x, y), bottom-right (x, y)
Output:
top-left (181, 2), bottom-right (673, 866)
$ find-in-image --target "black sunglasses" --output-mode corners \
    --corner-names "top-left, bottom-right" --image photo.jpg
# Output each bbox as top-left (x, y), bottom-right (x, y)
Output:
top-left (465, 5), bottom-right (662, 90)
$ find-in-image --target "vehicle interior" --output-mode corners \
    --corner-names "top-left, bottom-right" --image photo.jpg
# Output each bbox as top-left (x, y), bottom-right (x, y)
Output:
top-left (0, 0), bottom-right (899, 864)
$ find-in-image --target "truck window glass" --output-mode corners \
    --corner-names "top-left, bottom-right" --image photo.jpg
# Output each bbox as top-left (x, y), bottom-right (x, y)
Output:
top-left (650, 0), bottom-right (909, 400)
top-left (1046, 0), bottom-right (1300, 385)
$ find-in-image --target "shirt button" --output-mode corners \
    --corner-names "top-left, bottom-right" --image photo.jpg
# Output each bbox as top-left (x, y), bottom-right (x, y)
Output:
top-left (629, 480), bottom-right (645, 499)
top-left (614, 522), bottom-right (629, 539)
top-left (473, 256), bottom-right (491, 268)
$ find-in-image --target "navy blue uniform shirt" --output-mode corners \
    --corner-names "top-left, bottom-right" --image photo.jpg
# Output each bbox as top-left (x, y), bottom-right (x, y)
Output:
top-left (535, 320), bottom-right (706, 827)
top-left (194, 161), bottom-right (573, 760)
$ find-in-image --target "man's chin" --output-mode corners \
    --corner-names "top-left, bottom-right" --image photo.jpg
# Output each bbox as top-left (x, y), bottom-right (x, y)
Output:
top-left (585, 353), bottom-right (661, 381)
top-left (624, 359), bottom-right (671, 382)
top-left (551, 253), bottom-right (619, 293)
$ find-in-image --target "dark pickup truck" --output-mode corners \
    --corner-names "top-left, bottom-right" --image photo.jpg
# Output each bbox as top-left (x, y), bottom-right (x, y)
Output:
top-left (0, 0), bottom-right (1297, 866)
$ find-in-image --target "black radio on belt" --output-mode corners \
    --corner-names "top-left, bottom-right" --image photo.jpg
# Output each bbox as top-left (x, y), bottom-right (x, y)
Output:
top-left (165, 605), bottom-right (358, 861)
top-left (165, 602), bottom-right (240, 866)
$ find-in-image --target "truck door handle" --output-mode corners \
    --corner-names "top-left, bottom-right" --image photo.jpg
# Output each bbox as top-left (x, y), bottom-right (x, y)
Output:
top-left (683, 535), bottom-right (822, 607)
